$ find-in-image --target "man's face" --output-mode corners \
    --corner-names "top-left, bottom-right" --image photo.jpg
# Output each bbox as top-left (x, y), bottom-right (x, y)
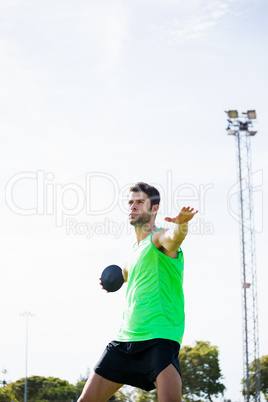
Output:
top-left (128, 191), bottom-right (153, 227)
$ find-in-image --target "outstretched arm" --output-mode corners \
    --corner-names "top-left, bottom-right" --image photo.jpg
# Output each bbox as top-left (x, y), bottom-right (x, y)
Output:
top-left (154, 207), bottom-right (198, 252)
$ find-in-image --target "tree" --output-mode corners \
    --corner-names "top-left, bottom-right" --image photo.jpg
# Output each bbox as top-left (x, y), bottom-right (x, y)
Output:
top-left (0, 386), bottom-right (19, 402)
top-left (76, 380), bottom-right (86, 398)
top-left (260, 355), bottom-right (268, 400)
top-left (113, 385), bottom-right (157, 401)
top-left (8, 376), bottom-right (77, 402)
top-left (132, 388), bottom-right (157, 401)
top-left (242, 355), bottom-right (268, 400)
top-left (179, 341), bottom-right (225, 401)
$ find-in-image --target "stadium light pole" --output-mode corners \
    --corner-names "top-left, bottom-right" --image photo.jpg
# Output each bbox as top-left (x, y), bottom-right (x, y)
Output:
top-left (225, 110), bottom-right (260, 401)
top-left (20, 312), bottom-right (34, 402)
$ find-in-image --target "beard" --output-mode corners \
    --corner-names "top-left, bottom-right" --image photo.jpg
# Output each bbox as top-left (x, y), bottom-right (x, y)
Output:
top-left (129, 211), bottom-right (152, 227)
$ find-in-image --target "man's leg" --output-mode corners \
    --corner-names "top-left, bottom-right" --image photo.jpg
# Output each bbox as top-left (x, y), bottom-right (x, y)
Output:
top-left (154, 363), bottom-right (182, 402)
top-left (78, 372), bottom-right (123, 402)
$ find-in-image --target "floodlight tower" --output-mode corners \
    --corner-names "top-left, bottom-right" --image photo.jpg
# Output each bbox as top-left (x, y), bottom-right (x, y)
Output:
top-left (225, 110), bottom-right (260, 401)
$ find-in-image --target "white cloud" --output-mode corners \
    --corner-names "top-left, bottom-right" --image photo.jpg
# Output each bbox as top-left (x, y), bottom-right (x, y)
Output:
top-left (151, 0), bottom-right (260, 43)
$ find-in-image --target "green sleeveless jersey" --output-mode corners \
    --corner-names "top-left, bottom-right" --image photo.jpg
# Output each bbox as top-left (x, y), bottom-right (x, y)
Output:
top-left (116, 228), bottom-right (185, 344)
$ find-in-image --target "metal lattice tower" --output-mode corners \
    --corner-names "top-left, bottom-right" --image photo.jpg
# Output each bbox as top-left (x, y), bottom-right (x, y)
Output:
top-left (225, 110), bottom-right (261, 402)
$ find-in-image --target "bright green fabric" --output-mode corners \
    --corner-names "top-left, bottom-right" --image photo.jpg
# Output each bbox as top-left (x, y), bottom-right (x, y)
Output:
top-left (116, 228), bottom-right (185, 344)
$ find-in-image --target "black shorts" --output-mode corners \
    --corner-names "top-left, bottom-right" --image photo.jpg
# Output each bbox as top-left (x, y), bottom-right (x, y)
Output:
top-left (94, 338), bottom-right (181, 391)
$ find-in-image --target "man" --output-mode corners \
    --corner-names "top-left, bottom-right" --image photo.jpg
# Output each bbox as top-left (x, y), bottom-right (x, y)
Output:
top-left (78, 182), bottom-right (198, 402)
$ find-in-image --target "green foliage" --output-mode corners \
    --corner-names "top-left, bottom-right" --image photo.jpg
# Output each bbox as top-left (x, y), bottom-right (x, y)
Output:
top-left (0, 386), bottom-right (19, 402)
top-left (260, 355), bottom-right (268, 400)
top-left (180, 341), bottom-right (225, 401)
top-left (76, 381), bottom-right (86, 397)
top-left (242, 355), bottom-right (268, 400)
top-left (8, 376), bottom-right (77, 402)
top-left (133, 388), bottom-right (157, 401)
top-left (111, 386), bottom-right (128, 401)
top-left (113, 385), bottom-right (157, 401)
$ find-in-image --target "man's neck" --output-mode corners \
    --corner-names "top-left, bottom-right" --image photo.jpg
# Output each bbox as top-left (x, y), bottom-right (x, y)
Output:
top-left (135, 223), bottom-right (158, 244)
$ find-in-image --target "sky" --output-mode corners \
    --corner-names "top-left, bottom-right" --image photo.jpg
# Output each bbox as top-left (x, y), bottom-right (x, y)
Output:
top-left (0, 0), bottom-right (268, 400)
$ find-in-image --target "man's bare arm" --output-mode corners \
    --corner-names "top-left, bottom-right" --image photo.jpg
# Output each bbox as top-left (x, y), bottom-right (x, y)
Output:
top-left (154, 207), bottom-right (198, 252)
top-left (122, 266), bottom-right (128, 282)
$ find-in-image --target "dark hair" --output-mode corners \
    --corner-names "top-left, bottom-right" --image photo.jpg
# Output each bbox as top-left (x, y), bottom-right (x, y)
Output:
top-left (129, 182), bottom-right (160, 207)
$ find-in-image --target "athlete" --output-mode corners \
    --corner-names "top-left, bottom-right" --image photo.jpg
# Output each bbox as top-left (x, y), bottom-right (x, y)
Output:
top-left (78, 182), bottom-right (198, 402)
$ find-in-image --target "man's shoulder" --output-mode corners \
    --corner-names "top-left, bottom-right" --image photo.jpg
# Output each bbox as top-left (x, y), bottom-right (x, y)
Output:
top-left (152, 228), bottom-right (182, 259)
top-left (151, 227), bottom-right (167, 247)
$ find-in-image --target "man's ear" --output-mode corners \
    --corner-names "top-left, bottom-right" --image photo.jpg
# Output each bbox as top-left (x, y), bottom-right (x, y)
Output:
top-left (152, 204), bottom-right (159, 214)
